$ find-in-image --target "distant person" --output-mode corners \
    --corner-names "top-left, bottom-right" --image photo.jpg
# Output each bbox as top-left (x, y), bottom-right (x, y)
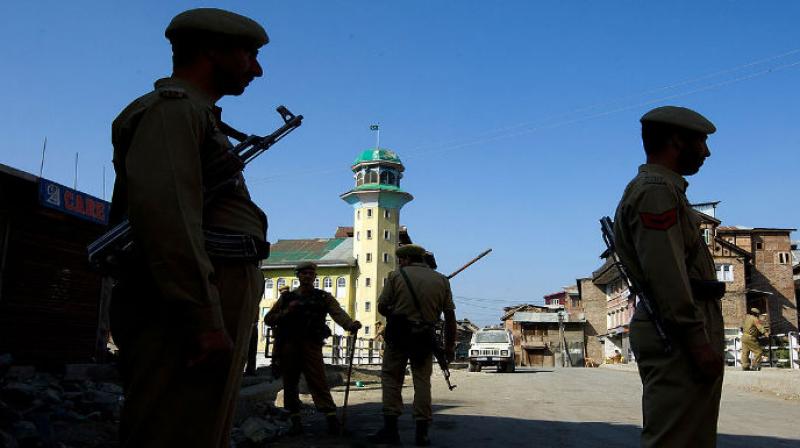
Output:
top-left (370, 244), bottom-right (457, 446)
top-left (613, 106), bottom-right (726, 447)
top-left (264, 262), bottom-right (361, 436)
top-left (108, 8), bottom-right (270, 447)
top-left (740, 307), bottom-right (769, 371)
top-left (610, 349), bottom-right (623, 364)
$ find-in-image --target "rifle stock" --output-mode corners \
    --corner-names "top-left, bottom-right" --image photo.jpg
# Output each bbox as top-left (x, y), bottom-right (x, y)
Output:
top-left (599, 216), bottom-right (672, 353)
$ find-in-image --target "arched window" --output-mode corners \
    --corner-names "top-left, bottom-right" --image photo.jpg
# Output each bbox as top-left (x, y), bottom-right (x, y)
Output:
top-left (276, 278), bottom-right (286, 288)
top-left (387, 171), bottom-right (396, 185)
top-left (323, 277), bottom-right (333, 292)
top-left (381, 171), bottom-right (396, 186)
top-left (356, 171), bottom-right (365, 186)
top-left (336, 277), bottom-right (346, 298)
top-left (264, 278), bottom-right (274, 299)
top-left (367, 170), bottom-right (378, 184)
top-left (313, 278), bottom-right (320, 288)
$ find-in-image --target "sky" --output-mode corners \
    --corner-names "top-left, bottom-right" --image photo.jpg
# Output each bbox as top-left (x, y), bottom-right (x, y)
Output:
top-left (1, 1), bottom-right (798, 326)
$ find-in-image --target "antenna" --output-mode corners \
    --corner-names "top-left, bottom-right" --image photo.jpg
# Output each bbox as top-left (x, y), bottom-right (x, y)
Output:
top-left (102, 165), bottom-right (106, 200)
top-left (38, 137), bottom-right (47, 178)
top-left (74, 153), bottom-right (79, 190)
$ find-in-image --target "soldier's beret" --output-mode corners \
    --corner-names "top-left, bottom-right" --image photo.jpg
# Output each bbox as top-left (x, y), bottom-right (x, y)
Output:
top-left (750, 307), bottom-right (761, 314)
top-left (295, 261), bottom-right (317, 272)
top-left (640, 106), bottom-right (716, 135)
top-left (396, 244), bottom-right (427, 258)
top-left (165, 8), bottom-right (269, 48)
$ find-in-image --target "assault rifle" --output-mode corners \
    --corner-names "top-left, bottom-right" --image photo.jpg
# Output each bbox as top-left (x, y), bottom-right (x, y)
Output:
top-left (600, 216), bottom-right (672, 353)
top-left (87, 106), bottom-right (303, 272)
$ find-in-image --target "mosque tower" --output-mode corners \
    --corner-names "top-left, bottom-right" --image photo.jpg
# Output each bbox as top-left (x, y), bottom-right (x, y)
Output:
top-left (340, 148), bottom-right (413, 337)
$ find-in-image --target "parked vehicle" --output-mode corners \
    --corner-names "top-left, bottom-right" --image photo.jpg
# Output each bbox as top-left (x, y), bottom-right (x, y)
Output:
top-left (468, 328), bottom-right (515, 372)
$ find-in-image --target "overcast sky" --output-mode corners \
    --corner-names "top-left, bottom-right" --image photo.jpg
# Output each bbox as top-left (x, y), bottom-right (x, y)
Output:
top-left (1, 1), bottom-right (798, 326)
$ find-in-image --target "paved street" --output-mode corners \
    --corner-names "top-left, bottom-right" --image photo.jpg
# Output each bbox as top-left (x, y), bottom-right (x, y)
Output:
top-left (273, 365), bottom-right (800, 447)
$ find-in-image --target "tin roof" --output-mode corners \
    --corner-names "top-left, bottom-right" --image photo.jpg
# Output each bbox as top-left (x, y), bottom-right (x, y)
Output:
top-left (262, 237), bottom-right (355, 268)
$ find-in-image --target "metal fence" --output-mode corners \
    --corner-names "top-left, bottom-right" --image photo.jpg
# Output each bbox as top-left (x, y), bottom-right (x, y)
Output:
top-left (261, 328), bottom-right (383, 366)
top-left (726, 330), bottom-right (799, 369)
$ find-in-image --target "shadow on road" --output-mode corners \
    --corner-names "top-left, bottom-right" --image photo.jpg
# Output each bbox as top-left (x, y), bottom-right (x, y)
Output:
top-left (272, 402), bottom-right (799, 448)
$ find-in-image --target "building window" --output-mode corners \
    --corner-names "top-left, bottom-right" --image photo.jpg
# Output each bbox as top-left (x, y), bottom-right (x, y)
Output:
top-left (276, 278), bottom-right (286, 289)
top-left (571, 298), bottom-right (580, 308)
top-left (365, 326), bottom-right (371, 336)
top-left (384, 209), bottom-right (390, 219)
top-left (383, 277), bottom-right (387, 286)
top-left (365, 278), bottom-right (371, 287)
top-left (778, 252), bottom-right (790, 264)
top-left (384, 230), bottom-right (390, 240)
top-left (383, 253), bottom-right (390, 263)
top-left (356, 231), bottom-right (360, 241)
top-left (367, 208), bottom-right (373, 218)
top-left (356, 171), bottom-right (364, 186)
top-left (367, 170), bottom-right (378, 184)
top-left (366, 253), bottom-right (372, 263)
top-left (755, 242), bottom-right (763, 250)
top-left (365, 302), bottom-right (371, 312)
top-left (264, 279), bottom-right (274, 298)
top-left (702, 229), bottom-right (712, 245)
top-left (292, 278), bottom-right (300, 288)
top-left (715, 264), bottom-right (734, 282)
top-left (336, 277), bottom-right (346, 298)
top-left (357, 210), bottom-right (360, 220)
top-left (313, 278), bottom-right (320, 288)
top-left (367, 230), bottom-right (373, 240)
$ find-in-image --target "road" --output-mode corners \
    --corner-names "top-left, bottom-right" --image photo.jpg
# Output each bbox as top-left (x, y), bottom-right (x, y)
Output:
top-left (272, 366), bottom-right (800, 447)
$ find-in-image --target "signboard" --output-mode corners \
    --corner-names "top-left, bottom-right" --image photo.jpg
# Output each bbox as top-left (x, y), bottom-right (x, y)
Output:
top-left (38, 179), bottom-right (109, 225)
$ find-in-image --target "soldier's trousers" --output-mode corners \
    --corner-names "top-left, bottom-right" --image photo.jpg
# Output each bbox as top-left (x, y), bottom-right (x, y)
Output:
top-left (740, 334), bottom-right (762, 369)
top-left (111, 261), bottom-right (263, 448)
top-left (630, 318), bottom-right (723, 448)
top-left (280, 339), bottom-right (337, 416)
top-left (381, 345), bottom-right (433, 421)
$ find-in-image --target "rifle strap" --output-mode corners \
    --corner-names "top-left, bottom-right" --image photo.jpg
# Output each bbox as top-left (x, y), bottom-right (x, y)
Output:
top-left (399, 268), bottom-right (432, 326)
top-left (218, 120), bottom-right (248, 143)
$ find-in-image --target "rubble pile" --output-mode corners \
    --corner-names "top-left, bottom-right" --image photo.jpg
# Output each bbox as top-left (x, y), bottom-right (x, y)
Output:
top-left (0, 358), bottom-right (121, 448)
top-left (0, 358), bottom-right (291, 448)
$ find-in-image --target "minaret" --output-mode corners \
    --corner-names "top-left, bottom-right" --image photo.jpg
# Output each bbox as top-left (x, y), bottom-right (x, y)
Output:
top-left (340, 148), bottom-right (413, 338)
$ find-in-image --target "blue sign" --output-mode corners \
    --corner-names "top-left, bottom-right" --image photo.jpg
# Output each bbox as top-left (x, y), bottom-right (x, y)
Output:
top-left (38, 179), bottom-right (110, 225)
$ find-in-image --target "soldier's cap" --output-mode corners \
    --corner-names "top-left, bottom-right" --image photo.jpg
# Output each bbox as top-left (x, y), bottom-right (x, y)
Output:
top-left (295, 261), bottom-right (317, 272)
top-left (396, 244), bottom-right (427, 258)
top-left (165, 8), bottom-right (269, 48)
top-left (750, 307), bottom-right (761, 314)
top-left (640, 106), bottom-right (716, 135)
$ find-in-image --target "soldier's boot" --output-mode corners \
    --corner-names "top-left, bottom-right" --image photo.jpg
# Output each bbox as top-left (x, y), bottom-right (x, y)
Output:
top-left (367, 415), bottom-right (400, 445)
top-left (326, 413), bottom-right (341, 436)
top-left (288, 415), bottom-right (303, 436)
top-left (415, 420), bottom-right (431, 446)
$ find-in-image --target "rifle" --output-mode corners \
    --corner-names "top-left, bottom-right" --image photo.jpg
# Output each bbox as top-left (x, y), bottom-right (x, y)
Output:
top-left (87, 106), bottom-right (303, 272)
top-left (447, 248), bottom-right (492, 280)
top-left (340, 328), bottom-right (358, 434)
top-left (599, 217), bottom-right (672, 353)
top-left (431, 333), bottom-right (456, 390)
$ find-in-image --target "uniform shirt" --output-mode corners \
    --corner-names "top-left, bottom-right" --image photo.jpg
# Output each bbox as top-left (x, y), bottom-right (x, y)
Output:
top-left (110, 77), bottom-right (267, 332)
top-left (613, 164), bottom-right (717, 347)
top-left (378, 262), bottom-right (455, 323)
top-left (264, 288), bottom-right (355, 334)
top-left (742, 314), bottom-right (767, 338)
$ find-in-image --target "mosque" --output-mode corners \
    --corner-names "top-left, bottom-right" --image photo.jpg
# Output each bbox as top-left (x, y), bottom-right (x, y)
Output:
top-left (257, 147), bottom-right (417, 344)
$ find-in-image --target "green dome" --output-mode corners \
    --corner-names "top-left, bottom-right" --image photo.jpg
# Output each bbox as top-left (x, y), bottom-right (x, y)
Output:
top-left (353, 148), bottom-right (403, 166)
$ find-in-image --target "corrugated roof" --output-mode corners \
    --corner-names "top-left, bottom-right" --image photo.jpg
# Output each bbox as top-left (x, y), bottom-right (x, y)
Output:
top-left (264, 237), bottom-right (355, 267)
